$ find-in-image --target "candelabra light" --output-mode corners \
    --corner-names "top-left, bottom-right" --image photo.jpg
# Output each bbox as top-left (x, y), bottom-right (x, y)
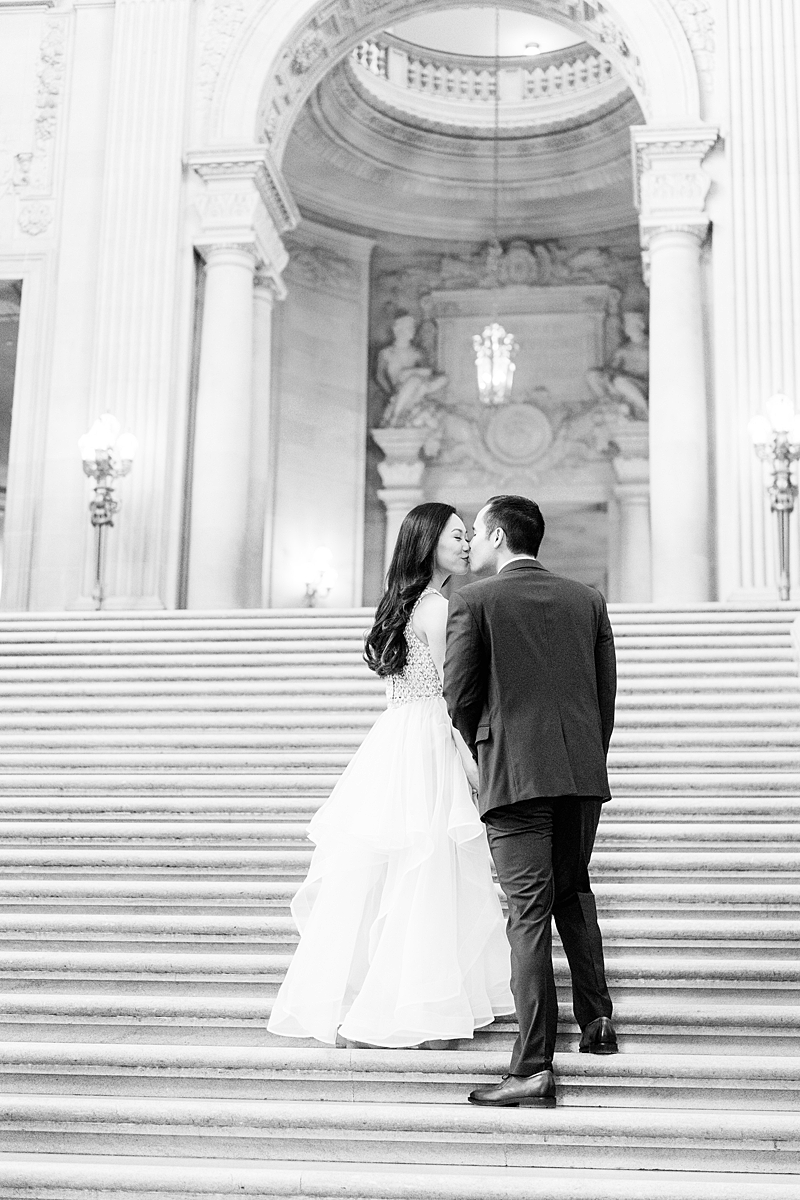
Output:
top-left (748, 393), bottom-right (800, 601)
top-left (472, 6), bottom-right (519, 407)
top-left (304, 547), bottom-right (337, 607)
top-left (79, 413), bottom-right (137, 610)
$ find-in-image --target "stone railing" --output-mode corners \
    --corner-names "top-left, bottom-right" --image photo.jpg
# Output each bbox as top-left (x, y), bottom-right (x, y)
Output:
top-left (351, 34), bottom-right (615, 107)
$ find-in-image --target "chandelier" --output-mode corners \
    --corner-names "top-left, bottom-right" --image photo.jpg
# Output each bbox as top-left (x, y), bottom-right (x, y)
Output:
top-left (473, 6), bottom-right (518, 406)
top-left (473, 321), bottom-right (517, 405)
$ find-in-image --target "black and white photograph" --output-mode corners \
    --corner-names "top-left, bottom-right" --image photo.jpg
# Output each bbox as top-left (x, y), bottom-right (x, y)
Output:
top-left (0, 0), bottom-right (797, 1196)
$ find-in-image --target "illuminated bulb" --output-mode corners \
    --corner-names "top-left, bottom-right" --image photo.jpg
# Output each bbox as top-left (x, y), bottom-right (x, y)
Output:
top-left (747, 414), bottom-right (773, 447)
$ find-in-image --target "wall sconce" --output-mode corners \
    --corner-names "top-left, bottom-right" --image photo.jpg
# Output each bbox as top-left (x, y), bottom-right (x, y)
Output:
top-left (79, 413), bottom-right (137, 609)
top-left (748, 393), bottom-right (800, 601)
top-left (304, 547), bottom-right (336, 607)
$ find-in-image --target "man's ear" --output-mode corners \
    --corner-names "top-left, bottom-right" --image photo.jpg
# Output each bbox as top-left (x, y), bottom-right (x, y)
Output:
top-left (492, 526), bottom-right (504, 547)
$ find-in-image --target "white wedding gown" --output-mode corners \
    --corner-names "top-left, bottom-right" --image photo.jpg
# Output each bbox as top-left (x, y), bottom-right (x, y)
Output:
top-left (268, 592), bottom-right (514, 1047)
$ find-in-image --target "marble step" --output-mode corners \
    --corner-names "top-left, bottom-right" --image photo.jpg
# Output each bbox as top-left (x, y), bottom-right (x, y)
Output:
top-left (2, 709), bottom-right (800, 732)
top-left (0, 795), bottom-right (796, 821)
top-left (0, 994), bottom-right (795, 1053)
top-left (0, 914), bottom-right (795, 957)
top-left (0, 951), bottom-right (796, 1001)
top-left (1, 848), bottom-right (796, 883)
top-left (0, 648), bottom-right (794, 669)
top-left (3, 729), bottom-right (800, 752)
top-left (0, 1044), bottom-right (797, 1110)
top-left (4, 751), bottom-right (800, 775)
top-left (0, 879), bottom-right (797, 918)
top-left (0, 1159), bottom-right (795, 1200)
top-left (0, 819), bottom-right (796, 848)
top-left (0, 1094), bottom-right (796, 1171)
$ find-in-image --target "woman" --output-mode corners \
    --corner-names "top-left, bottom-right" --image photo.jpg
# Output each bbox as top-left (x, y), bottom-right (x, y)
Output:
top-left (268, 503), bottom-right (513, 1048)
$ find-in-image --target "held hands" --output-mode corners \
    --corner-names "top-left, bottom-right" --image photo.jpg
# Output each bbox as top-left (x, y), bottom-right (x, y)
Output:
top-left (464, 759), bottom-right (480, 794)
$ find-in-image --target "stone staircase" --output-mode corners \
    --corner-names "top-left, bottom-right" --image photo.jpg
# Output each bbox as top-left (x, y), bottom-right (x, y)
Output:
top-left (0, 605), bottom-right (798, 1199)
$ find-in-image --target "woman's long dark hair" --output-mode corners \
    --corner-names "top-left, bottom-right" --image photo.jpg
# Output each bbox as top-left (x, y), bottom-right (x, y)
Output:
top-left (364, 502), bottom-right (456, 678)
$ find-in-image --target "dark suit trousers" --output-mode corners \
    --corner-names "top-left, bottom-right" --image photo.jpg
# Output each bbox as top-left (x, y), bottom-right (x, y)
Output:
top-left (483, 796), bottom-right (613, 1076)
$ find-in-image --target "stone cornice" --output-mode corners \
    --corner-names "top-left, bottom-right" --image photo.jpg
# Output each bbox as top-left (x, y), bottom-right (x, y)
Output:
top-left (185, 146), bottom-right (299, 236)
top-left (630, 124), bottom-right (719, 211)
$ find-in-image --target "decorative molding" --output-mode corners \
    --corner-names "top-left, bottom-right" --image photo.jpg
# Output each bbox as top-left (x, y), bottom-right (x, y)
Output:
top-left (669, 0), bottom-right (715, 93)
top-left (11, 15), bottom-right (68, 238)
top-left (256, 0), bottom-right (650, 154)
top-left (187, 146), bottom-right (299, 234)
top-left (187, 147), bottom-right (298, 295)
top-left (284, 244), bottom-right (360, 296)
top-left (198, 0), bottom-right (246, 103)
top-left (17, 200), bottom-right (54, 236)
top-left (630, 125), bottom-right (719, 210)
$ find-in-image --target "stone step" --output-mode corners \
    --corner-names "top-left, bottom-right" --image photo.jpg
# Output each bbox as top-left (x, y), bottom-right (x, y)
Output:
top-left (2, 710), bottom-right (800, 733)
top-left (0, 648), bottom-right (794, 668)
top-left (0, 994), bottom-right (795, 1053)
top-left (3, 729), bottom-right (800, 752)
top-left (0, 951), bottom-right (796, 1001)
top-left (3, 751), bottom-right (800, 774)
top-left (0, 914), bottom-right (795, 957)
top-left (0, 1044), bottom-right (796, 1110)
top-left (0, 848), bottom-right (796, 883)
top-left (0, 818), bottom-right (796, 846)
top-left (0, 879), bottom-right (797, 918)
top-left (0, 1159), bottom-right (795, 1200)
top-left (0, 795), bottom-right (796, 821)
top-left (0, 1094), bottom-right (796, 1171)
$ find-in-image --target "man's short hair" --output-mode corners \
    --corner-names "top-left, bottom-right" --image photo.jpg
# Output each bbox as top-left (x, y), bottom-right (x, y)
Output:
top-left (484, 495), bottom-right (545, 557)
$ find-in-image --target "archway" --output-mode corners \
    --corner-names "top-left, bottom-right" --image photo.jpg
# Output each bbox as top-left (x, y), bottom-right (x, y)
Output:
top-left (184, 0), bottom-right (717, 607)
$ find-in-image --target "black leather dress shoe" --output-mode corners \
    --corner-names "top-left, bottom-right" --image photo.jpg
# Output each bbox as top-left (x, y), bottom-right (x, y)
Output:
top-left (468, 1069), bottom-right (556, 1108)
top-left (579, 1016), bottom-right (618, 1054)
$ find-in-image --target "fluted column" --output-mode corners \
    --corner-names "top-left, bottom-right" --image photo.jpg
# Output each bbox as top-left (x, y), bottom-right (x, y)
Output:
top-left (717, 0), bottom-right (800, 599)
top-left (80, 0), bottom-right (193, 607)
top-left (185, 149), bottom-right (298, 609)
top-left (632, 126), bottom-right (718, 603)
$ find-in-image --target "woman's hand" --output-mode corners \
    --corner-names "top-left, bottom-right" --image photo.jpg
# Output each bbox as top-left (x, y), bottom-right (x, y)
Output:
top-left (464, 759), bottom-right (480, 794)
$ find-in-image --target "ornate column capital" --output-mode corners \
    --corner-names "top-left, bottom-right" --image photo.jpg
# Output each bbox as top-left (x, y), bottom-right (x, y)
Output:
top-left (630, 124), bottom-right (719, 248)
top-left (186, 146), bottom-right (300, 297)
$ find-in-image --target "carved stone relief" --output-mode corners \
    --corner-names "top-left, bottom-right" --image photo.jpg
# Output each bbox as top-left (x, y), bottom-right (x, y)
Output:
top-left (669, 0), bottom-right (715, 93)
top-left (368, 237), bottom-right (648, 498)
top-left (1, 16), bottom-right (68, 239)
top-left (198, 0), bottom-right (246, 103)
top-left (284, 243), bottom-right (361, 297)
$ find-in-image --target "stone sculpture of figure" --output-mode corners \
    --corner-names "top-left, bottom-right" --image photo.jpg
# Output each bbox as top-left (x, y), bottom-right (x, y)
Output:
top-left (586, 311), bottom-right (650, 421)
top-left (376, 312), bottom-right (448, 428)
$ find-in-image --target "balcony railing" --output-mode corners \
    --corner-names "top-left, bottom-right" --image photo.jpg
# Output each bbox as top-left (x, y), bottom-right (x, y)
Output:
top-left (351, 34), bottom-right (616, 108)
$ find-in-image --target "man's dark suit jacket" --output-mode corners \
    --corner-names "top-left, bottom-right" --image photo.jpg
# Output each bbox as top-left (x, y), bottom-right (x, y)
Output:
top-left (443, 559), bottom-right (616, 818)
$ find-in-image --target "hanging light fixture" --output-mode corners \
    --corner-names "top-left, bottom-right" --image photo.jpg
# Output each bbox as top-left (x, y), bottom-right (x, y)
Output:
top-left (473, 5), bottom-right (518, 406)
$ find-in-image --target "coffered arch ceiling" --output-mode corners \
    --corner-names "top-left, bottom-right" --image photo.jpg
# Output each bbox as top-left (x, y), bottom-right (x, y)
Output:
top-left (282, 51), bottom-right (644, 242)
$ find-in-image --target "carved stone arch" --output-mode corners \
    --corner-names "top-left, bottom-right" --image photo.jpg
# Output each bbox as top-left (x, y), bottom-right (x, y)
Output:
top-left (206, 0), bottom-right (705, 156)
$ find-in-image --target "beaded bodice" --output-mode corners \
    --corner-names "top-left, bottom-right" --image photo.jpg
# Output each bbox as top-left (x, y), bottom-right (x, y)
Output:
top-left (386, 589), bottom-right (442, 707)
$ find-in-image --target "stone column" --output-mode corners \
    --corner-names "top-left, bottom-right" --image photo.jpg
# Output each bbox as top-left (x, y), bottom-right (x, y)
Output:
top-left (371, 427), bottom-right (429, 577)
top-left (185, 149), bottom-right (298, 609)
top-left (67, 0), bottom-right (194, 607)
top-left (611, 426), bottom-right (651, 603)
top-left (716, 0), bottom-right (800, 599)
top-left (632, 126), bottom-right (718, 603)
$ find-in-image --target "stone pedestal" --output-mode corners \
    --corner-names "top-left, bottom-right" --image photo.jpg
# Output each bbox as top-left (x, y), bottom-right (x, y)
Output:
top-left (611, 423), bottom-right (651, 603)
top-left (371, 427), bottom-right (429, 577)
top-left (632, 125), bottom-right (718, 604)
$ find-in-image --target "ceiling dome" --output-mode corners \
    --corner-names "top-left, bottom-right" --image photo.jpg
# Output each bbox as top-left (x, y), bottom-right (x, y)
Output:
top-left (387, 7), bottom-right (582, 59)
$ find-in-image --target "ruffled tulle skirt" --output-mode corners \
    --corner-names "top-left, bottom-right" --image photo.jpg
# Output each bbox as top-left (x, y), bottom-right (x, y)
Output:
top-left (267, 696), bottom-right (514, 1046)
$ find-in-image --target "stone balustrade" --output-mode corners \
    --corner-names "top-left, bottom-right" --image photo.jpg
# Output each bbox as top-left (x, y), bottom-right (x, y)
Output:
top-left (351, 34), bottom-right (615, 108)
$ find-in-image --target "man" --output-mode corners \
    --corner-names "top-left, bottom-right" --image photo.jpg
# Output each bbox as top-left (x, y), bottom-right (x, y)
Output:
top-left (443, 495), bottom-right (617, 1109)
